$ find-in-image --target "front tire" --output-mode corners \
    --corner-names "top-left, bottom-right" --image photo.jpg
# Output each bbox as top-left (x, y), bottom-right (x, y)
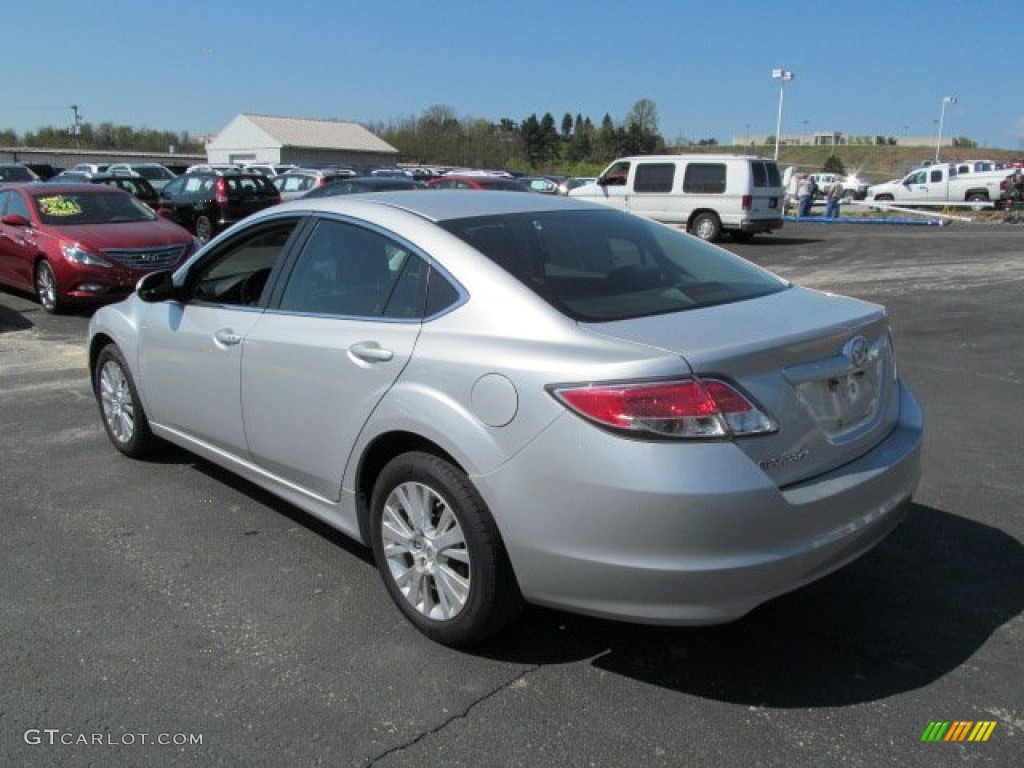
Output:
top-left (370, 452), bottom-right (522, 646)
top-left (35, 259), bottom-right (63, 314)
top-left (94, 345), bottom-right (157, 458)
top-left (690, 212), bottom-right (722, 242)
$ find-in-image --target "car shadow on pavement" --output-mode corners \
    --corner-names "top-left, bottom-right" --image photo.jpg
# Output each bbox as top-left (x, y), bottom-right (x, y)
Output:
top-left (0, 302), bottom-right (34, 333)
top-left (731, 235), bottom-right (825, 247)
top-left (476, 502), bottom-right (1023, 707)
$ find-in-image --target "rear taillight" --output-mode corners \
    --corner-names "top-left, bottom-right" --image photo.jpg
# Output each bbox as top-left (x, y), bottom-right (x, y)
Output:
top-left (550, 378), bottom-right (775, 439)
top-left (215, 178), bottom-right (228, 204)
top-left (741, 194), bottom-right (752, 211)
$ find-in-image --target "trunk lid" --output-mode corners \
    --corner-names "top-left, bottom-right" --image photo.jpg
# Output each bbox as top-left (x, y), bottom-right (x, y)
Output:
top-left (580, 287), bottom-right (900, 486)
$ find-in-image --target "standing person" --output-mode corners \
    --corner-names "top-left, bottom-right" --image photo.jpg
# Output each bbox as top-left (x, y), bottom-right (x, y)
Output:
top-left (797, 175), bottom-right (814, 218)
top-left (825, 177), bottom-right (845, 218)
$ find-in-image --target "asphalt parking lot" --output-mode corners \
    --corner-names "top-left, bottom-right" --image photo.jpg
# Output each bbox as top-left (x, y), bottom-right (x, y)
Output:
top-left (1, 220), bottom-right (1021, 767)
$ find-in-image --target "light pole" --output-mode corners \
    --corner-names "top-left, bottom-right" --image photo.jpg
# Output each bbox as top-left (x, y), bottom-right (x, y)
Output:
top-left (772, 69), bottom-right (794, 161)
top-left (935, 95), bottom-right (956, 162)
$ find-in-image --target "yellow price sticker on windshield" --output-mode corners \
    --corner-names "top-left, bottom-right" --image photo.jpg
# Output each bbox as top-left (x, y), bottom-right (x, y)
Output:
top-left (37, 196), bottom-right (82, 217)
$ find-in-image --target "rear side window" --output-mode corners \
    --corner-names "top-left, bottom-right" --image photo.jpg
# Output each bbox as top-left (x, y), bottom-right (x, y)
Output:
top-left (279, 219), bottom-right (427, 319)
top-left (683, 163), bottom-right (726, 194)
top-left (633, 163), bottom-right (675, 193)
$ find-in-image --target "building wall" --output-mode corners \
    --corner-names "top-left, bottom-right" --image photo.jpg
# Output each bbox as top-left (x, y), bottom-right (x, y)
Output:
top-left (278, 148), bottom-right (398, 169)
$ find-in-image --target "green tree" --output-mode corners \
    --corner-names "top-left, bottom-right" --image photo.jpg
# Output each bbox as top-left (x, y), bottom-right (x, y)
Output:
top-left (823, 154), bottom-right (846, 174)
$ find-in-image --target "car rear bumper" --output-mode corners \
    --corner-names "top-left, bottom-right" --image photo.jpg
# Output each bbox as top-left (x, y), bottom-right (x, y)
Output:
top-left (478, 380), bottom-right (922, 625)
top-left (736, 217), bottom-right (783, 233)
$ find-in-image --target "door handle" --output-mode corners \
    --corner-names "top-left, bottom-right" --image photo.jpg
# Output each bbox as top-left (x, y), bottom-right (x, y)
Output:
top-left (213, 328), bottom-right (242, 346)
top-left (349, 341), bottom-right (394, 363)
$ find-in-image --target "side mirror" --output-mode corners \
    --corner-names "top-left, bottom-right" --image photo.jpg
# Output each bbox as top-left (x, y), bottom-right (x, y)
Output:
top-left (136, 269), bottom-right (179, 303)
top-left (1, 213), bottom-right (30, 227)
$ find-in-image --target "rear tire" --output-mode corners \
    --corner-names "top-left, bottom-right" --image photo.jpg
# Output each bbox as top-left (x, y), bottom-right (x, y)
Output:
top-left (370, 452), bottom-right (522, 646)
top-left (966, 193), bottom-right (988, 212)
top-left (690, 212), bottom-right (722, 242)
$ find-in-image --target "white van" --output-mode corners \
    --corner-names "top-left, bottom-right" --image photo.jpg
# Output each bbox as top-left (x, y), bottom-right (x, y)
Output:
top-left (569, 154), bottom-right (784, 241)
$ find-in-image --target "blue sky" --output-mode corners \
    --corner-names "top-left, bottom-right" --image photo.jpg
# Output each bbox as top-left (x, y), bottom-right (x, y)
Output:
top-left (6, 1), bottom-right (1023, 151)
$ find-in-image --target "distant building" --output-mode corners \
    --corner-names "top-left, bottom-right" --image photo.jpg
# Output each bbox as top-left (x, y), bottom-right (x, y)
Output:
top-left (732, 130), bottom-right (953, 149)
top-left (207, 113), bottom-right (400, 167)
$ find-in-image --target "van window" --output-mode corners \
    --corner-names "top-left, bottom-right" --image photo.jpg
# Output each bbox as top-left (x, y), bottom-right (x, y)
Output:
top-left (633, 163), bottom-right (675, 193)
top-left (683, 163), bottom-right (726, 194)
top-left (751, 161), bottom-right (782, 188)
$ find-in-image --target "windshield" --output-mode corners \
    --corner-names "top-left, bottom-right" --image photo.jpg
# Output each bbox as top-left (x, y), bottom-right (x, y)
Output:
top-left (31, 190), bottom-right (157, 225)
top-left (441, 210), bottom-right (788, 322)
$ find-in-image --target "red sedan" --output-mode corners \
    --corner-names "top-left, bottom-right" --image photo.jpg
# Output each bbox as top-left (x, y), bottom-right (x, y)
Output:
top-left (0, 183), bottom-right (198, 313)
top-left (428, 175), bottom-right (529, 191)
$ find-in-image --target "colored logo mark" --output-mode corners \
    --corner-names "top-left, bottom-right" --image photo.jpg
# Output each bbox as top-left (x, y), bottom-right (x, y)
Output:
top-left (921, 721), bottom-right (997, 742)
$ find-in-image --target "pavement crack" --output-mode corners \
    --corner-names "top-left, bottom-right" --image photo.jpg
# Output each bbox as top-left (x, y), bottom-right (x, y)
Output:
top-left (362, 665), bottom-right (540, 767)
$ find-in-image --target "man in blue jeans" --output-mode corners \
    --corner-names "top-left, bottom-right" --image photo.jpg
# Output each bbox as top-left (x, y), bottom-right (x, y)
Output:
top-left (797, 176), bottom-right (814, 217)
top-left (825, 178), bottom-right (845, 218)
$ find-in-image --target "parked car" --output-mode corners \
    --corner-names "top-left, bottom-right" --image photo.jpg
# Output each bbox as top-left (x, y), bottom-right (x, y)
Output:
top-left (428, 175), bottom-right (529, 191)
top-left (184, 163), bottom-right (243, 174)
top-left (88, 191), bottom-right (923, 646)
top-left (157, 171), bottom-right (281, 241)
top-left (273, 168), bottom-right (359, 201)
top-left (0, 163), bottom-right (41, 183)
top-left (518, 176), bottom-right (561, 194)
top-left (557, 177), bottom-right (595, 195)
top-left (570, 154), bottom-right (784, 242)
top-left (69, 163), bottom-right (110, 175)
top-left (87, 174), bottom-right (160, 209)
top-left (0, 183), bottom-right (197, 313)
top-left (107, 163), bottom-right (177, 191)
top-left (300, 176), bottom-right (425, 198)
top-left (243, 163), bottom-right (299, 177)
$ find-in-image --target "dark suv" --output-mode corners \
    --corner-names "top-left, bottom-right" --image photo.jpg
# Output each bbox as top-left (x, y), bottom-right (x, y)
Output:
top-left (157, 171), bottom-right (280, 241)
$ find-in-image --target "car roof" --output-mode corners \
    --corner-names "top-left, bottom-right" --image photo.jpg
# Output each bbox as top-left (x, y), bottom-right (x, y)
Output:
top-left (271, 189), bottom-right (603, 223)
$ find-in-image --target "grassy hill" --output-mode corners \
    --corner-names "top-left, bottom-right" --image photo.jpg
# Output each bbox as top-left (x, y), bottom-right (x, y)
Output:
top-left (706, 144), bottom-right (1023, 184)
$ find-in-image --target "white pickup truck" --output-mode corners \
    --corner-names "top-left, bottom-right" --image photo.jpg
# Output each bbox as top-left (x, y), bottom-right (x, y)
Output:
top-left (866, 164), bottom-right (1010, 207)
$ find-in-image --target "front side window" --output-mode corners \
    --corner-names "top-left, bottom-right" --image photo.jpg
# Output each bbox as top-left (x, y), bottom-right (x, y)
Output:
top-left (279, 219), bottom-right (427, 319)
top-left (442, 210), bottom-right (787, 322)
top-left (682, 163), bottom-right (726, 194)
top-left (633, 163), bottom-right (675, 193)
top-left (190, 220), bottom-right (300, 306)
top-left (601, 161), bottom-right (630, 186)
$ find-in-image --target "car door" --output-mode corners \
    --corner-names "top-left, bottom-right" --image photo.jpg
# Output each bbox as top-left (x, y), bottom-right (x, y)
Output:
top-left (627, 162), bottom-right (678, 221)
top-left (137, 216), bottom-right (306, 456)
top-left (240, 217), bottom-right (427, 501)
top-left (0, 189), bottom-right (40, 291)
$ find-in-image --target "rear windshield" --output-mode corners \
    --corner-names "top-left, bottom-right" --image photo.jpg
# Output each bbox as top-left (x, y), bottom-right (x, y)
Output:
top-left (31, 190), bottom-right (156, 225)
top-left (441, 210), bottom-right (787, 322)
top-left (0, 165), bottom-right (37, 182)
top-left (224, 176), bottom-right (276, 195)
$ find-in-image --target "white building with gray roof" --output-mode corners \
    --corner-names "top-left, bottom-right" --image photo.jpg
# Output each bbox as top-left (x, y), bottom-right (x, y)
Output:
top-left (206, 113), bottom-right (399, 168)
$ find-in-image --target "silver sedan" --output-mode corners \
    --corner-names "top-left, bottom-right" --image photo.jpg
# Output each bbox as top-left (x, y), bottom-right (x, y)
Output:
top-left (89, 191), bottom-right (923, 645)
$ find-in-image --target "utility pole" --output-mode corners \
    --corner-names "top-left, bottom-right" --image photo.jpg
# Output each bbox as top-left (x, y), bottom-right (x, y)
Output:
top-left (70, 104), bottom-right (82, 149)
